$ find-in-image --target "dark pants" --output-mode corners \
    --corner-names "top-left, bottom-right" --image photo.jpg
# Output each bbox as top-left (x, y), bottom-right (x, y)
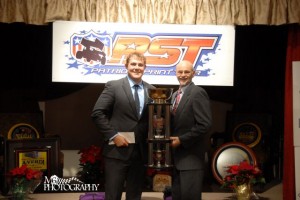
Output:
top-left (172, 168), bottom-right (204, 200)
top-left (104, 146), bottom-right (145, 200)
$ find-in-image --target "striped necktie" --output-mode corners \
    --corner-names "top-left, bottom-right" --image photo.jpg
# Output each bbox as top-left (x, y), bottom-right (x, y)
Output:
top-left (172, 88), bottom-right (182, 114)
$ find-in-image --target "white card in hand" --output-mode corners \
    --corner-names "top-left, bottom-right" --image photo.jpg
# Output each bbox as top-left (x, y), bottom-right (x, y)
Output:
top-left (109, 132), bottom-right (135, 145)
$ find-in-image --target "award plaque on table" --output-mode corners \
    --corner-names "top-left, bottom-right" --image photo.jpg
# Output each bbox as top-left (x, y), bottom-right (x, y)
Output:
top-left (0, 112), bottom-right (44, 139)
top-left (232, 122), bottom-right (262, 148)
top-left (7, 123), bottom-right (40, 140)
top-left (1, 137), bottom-right (62, 195)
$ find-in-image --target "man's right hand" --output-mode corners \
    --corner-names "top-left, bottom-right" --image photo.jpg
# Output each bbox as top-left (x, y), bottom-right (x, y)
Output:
top-left (113, 134), bottom-right (129, 147)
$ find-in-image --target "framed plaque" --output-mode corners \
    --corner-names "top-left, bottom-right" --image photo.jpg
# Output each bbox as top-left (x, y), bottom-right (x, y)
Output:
top-left (1, 137), bottom-right (62, 195)
top-left (211, 142), bottom-right (257, 184)
top-left (15, 148), bottom-right (50, 176)
top-left (232, 122), bottom-right (262, 148)
top-left (5, 137), bottom-right (61, 177)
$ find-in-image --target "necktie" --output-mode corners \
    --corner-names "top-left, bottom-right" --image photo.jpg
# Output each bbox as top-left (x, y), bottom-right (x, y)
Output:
top-left (172, 88), bottom-right (182, 114)
top-left (134, 84), bottom-right (140, 116)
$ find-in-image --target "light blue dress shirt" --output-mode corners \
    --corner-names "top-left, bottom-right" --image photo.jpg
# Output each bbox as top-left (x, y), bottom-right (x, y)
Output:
top-left (127, 76), bottom-right (144, 116)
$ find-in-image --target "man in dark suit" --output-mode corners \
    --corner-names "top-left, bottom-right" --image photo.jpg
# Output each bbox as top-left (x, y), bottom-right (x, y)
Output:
top-left (170, 60), bottom-right (212, 200)
top-left (91, 52), bottom-right (155, 200)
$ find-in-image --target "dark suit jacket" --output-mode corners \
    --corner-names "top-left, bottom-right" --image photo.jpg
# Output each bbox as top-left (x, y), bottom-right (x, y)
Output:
top-left (171, 82), bottom-right (212, 170)
top-left (91, 77), bottom-right (155, 164)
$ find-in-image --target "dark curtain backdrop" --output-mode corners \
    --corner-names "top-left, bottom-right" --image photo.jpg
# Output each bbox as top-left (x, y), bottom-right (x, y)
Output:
top-left (0, 22), bottom-right (292, 193)
top-left (283, 24), bottom-right (300, 200)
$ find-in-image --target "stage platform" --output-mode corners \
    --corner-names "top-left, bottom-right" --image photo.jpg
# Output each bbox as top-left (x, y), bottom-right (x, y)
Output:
top-left (0, 182), bottom-right (282, 200)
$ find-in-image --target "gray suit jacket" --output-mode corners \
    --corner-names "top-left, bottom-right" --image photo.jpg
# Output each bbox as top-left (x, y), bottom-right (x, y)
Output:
top-left (91, 77), bottom-right (155, 163)
top-left (171, 82), bottom-right (212, 170)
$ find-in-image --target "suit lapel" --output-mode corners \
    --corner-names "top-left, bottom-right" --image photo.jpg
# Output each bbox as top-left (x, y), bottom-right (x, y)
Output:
top-left (122, 78), bottom-right (138, 117)
top-left (175, 83), bottom-right (194, 115)
top-left (171, 91), bottom-right (177, 104)
top-left (141, 82), bottom-right (151, 116)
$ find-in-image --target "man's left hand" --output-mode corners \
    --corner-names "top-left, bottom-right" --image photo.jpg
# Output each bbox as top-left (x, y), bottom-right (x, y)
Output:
top-left (170, 136), bottom-right (180, 147)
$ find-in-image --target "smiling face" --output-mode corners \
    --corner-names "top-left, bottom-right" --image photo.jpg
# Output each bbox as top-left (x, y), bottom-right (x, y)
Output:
top-left (125, 53), bottom-right (146, 83)
top-left (175, 60), bottom-right (195, 87)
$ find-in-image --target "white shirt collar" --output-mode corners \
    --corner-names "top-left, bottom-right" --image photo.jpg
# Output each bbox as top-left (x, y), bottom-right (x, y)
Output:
top-left (127, 76), bottom-right (143, 88)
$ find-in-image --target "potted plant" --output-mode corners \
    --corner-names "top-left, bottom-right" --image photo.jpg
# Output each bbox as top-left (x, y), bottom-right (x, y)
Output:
top-left (77, 145), bottom-right (104, 187)
top-left (9, 164), bottom-right (43, 200)
top-left (222, 160), bottom-right (266, 200)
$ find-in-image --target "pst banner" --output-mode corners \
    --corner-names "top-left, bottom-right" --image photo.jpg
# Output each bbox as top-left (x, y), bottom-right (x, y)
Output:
top-left (52, 21), bottom-right (235, 86)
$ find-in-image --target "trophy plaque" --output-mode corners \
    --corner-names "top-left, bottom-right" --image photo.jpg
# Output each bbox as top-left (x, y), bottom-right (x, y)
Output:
top-left (147, 88), bottom-right (173, 169)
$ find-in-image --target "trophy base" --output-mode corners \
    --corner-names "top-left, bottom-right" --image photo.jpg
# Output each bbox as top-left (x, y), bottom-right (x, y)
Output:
top-left (148, 138), bottom-right (172, 143)
top-left (154, 135), bottom-right (165, 139)
top-left (147, 164), bottom-right (173, 169)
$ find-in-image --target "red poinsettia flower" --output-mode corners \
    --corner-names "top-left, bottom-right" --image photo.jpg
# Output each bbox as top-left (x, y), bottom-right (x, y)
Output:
top-left (9, 164), bottom-right (43, 181)
top-left (79, 145), bottom-right (102, 164)
top-left (77, 145), bottom-right (104, 185)
top-left (239, 160), bottom-right (254, 171)
top-left (222, 160), bottom-right (266, 189)
top-left (227, 165), bottom-right (240, 175)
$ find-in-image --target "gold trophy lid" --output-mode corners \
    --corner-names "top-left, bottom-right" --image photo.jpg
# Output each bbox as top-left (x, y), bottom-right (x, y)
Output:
top-left (147, 88), bottom-right (173, 104)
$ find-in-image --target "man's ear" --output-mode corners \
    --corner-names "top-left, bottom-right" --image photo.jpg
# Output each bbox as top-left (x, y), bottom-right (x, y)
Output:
top-left (192, 70), bottom-right (196, 77)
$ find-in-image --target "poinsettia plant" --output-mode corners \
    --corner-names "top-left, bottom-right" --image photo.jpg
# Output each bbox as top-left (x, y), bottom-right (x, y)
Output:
top-left (10, 164), bottom-right (43, 181)
top-left (9, 164), bottom-right (43, 195)
top-left (77, 145), bottom-right (104, 185)
top-left (222, 160), bottom-right (266, 189)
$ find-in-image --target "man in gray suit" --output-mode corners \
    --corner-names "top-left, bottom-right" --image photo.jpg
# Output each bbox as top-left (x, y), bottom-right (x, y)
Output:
top-left (170, 60), bottom-right (212, 200)
top-left (91, 52), bottom-right (155, 200)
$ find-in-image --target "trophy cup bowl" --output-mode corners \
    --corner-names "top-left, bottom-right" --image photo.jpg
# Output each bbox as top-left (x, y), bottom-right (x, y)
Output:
top-left (153, 115), bottom-right (165, 139)
top-left (154, 149), bottom-right (165, 167)
top-left (147, 88), bottom-right (173, 104)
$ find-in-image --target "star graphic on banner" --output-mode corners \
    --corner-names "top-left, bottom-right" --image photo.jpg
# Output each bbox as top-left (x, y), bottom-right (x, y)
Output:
top-left (74, 37), bottom-right (81, 44)
top-left (199, 68), bottom-right (211, 76)
top-left (67, 60), bottom-right (80, 69)
top-left (204, 57), bottom-right (211, 62)
top-left (80, 30), bottom-right (87, 34)
top-left (198, 60), bottom-right (205, 66)
top-left (87, 34), bottom-right (96, 41)
top-left (127, 43), bottom-right (137, 49)
top-left (102, 38), bottom-right (110, 46)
